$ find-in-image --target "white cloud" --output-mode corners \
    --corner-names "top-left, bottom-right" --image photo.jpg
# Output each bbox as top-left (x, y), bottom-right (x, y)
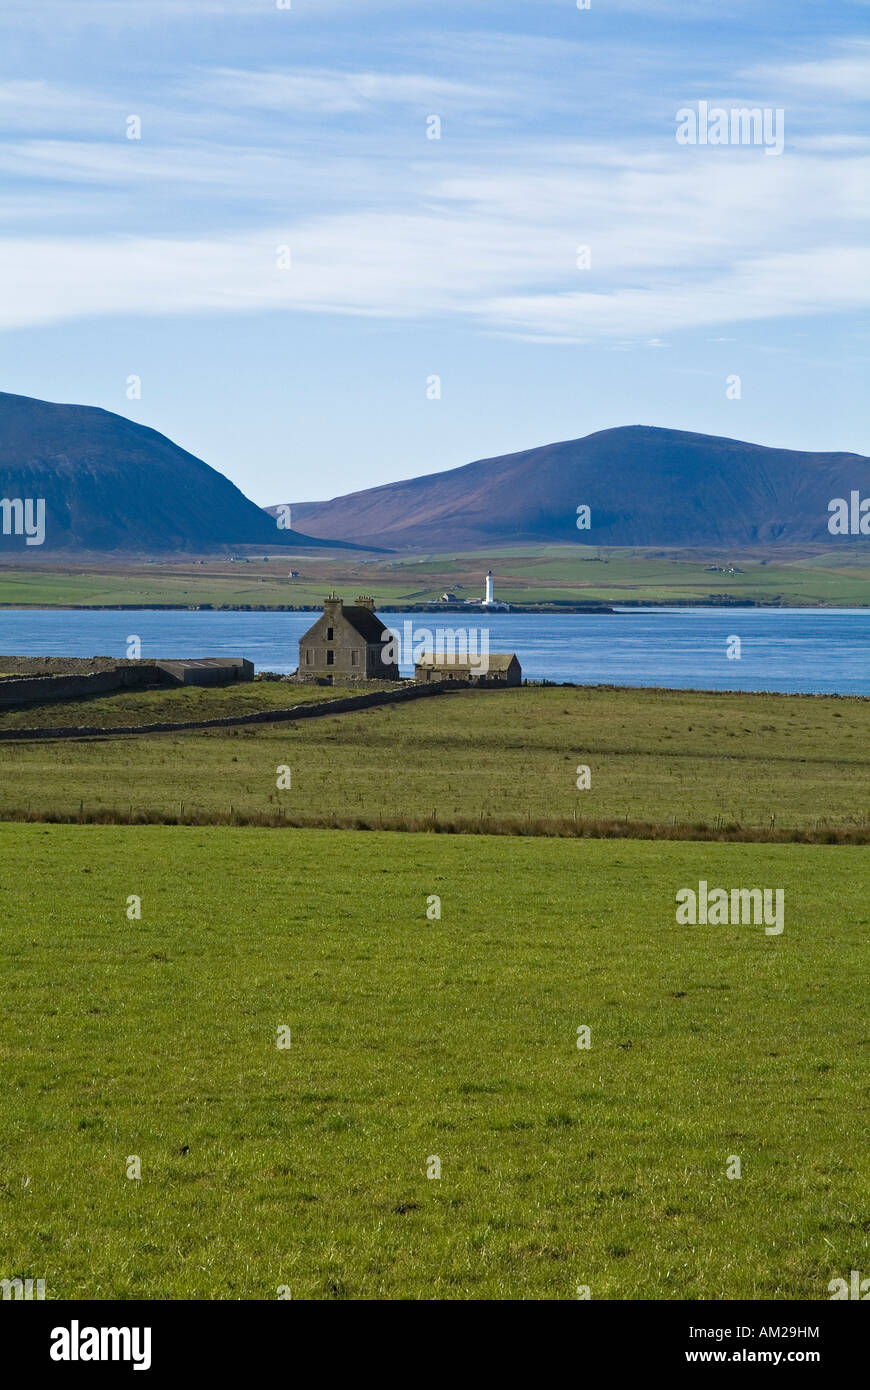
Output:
top-left (0, 81), bottom-right (121, 135)
top-left (0, 180), bottom-right (867, 342)
top-left (0, 139), bottom-right (297, 189)
top-left (185, 67), bottom-right (496, 114)
top-left (795, 134), bottom-right (870, 152)
top-left (0, 42), bottom-right (866, 344)
top-left (0, 0), bottom-right (270, 22)
top-left (482, 247), bottom-right (870, 342)
top-left (743, 39), bottom-right (870, 99)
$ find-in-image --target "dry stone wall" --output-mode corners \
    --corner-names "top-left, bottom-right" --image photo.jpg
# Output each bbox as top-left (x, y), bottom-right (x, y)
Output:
top-left (0, 678), bottom-right (494, 740)
top-left (0, 665), bottom-right (163, 708)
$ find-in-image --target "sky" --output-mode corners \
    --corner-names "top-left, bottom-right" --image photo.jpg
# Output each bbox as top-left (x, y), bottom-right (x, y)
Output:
top-left (0, 0), bottom-right (867, 506)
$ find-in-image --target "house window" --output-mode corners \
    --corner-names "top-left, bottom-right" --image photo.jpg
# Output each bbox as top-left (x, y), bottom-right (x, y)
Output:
top-left (351, 650), bottom-right (359, 666)
top-left (305, 649), bottom-right (312, 664)
top-left (326, 627), bottom-right (334, 641)
top-left (326, 650), bottom-right (334, 666)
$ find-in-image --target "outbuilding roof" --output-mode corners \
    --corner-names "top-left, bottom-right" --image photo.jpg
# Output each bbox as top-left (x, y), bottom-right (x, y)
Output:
top-left (414, 652), bottom-right (519, 671)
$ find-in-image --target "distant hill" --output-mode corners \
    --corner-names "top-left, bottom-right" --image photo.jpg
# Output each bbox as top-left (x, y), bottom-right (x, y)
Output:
top-left (281, 426), bottom-right (870, 550)
top-left (0, 392), bottom-right (348, 554)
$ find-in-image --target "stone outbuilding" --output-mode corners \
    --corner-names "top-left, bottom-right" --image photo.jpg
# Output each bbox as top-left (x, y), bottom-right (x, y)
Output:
top-left (413, 653), bottom-right (522, 686)
top-left (297, 595), bottom-right (399, 682)
top-left (155, 657), bottom-right (254, 686)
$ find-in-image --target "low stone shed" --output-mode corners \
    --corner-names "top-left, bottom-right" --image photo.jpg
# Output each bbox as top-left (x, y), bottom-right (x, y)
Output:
top-left (154, 658), bottom-right (254, 686)
top-left (414, 653), bottom-right (522, 686)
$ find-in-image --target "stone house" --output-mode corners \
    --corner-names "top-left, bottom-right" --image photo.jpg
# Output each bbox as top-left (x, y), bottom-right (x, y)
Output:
top-left (414, 653), bottom-right (522, 686)
top-left (297, 595), bottom-right (399, 682)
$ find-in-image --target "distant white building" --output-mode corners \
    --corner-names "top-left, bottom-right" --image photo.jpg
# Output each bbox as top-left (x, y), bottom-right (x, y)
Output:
top-left (465, 570), bottom-right (509, 610)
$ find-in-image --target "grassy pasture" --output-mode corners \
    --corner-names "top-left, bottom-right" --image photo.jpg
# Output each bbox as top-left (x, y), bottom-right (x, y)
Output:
top-left (0, 680), bottom-right (374, 729)
top-left (1, 543), bottom-right (868, 608)
top-left (0, 825), bottom-right (866, 1300)
top-left (0, 685), bottom-right (865, 835)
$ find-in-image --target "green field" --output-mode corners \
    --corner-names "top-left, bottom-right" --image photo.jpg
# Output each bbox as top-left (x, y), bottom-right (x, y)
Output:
top-left (2, 542), bottom-right (869, 608)
top-left (1, 682), bottom-right (865, 1300)
top-left (0, 824), bottom-right (866, 1300)
top-left (1, 685), bottom-right (866, 837)
top-left (0, 679), bottom-right (373, 729)
top-left (0, 566), bottom-right (412, 611)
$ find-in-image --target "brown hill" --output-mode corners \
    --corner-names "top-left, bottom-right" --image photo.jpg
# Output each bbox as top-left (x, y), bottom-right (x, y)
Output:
top-left (279, 426), bottom-right (870, 550)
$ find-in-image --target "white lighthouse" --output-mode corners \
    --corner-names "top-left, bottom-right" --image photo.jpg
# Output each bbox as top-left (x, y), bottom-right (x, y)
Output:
top-left (465, 569), bottom-right (507, 610)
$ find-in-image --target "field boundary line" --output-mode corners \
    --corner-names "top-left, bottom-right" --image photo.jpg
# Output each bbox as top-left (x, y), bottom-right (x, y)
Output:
top-left (0, 806), bottom-right (864, 843)
top-left (0, 680), bottom-right (501, 741)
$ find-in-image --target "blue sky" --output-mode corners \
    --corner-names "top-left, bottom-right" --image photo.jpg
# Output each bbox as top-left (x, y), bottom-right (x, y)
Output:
top-left (0, 0), bottom-right (867, 505)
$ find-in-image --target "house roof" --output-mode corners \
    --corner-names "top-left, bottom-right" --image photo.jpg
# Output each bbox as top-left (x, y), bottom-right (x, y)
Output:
top-left (340, 605), bottom-right (391, 643)
top-left (414, 652), bottom-right (519, 671)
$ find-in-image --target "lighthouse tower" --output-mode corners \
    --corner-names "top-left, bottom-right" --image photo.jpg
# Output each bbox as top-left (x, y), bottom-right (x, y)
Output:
top-left (484, 571), bottom-right (494, 606)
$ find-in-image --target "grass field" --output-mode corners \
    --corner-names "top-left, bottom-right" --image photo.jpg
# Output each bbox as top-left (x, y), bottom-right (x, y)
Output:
top-left (2, 543), bottom-right (869, 608)
top-left (0, 824), bottom-right (866, 1300)
top-left (0, 679), bottom-right (374, 729)
top-left (0, 680), bottom-right (864, 1300)
top-left (0, 685), bottom-right (866, 836)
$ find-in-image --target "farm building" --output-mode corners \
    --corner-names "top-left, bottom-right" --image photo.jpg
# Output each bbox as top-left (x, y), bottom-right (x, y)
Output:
top-left (155, 657), bottom-right (254, 687)
top-left (414, 653), bottom-right (521, 686)
top-left (297, 595), bottom-right (399, 682)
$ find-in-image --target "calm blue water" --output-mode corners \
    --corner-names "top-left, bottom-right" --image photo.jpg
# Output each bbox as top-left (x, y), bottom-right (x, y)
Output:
top-left (0, 607), bottom-right (866, 695)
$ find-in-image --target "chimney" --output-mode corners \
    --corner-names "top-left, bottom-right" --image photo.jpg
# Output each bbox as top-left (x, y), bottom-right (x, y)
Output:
top-left (323, 593), bottom-right (342, 620)
top-left (355, 594), bottom-right (375, 610)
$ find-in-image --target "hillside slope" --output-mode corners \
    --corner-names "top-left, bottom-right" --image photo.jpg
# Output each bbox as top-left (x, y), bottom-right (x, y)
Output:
top-left (282, 426), bottom-right (870, 549)
top-left (0, 392), bottom-right (340, 553)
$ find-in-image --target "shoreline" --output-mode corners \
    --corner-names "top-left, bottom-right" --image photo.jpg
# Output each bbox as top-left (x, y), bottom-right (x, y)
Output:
top-left (0, 600), bottom-right (866, 612)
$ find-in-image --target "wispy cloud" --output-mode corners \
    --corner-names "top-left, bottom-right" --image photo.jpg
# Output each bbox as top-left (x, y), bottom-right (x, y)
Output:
top-left (0, 139), bottom-right (866, 341)
top-left (0, 80), bottom-right (121, 134)
top-left (184, 67), bottom-right (496, 114)
top-left (0, 25), bottom-right (866, 347)
top-left (484, 247), bottom-right (870, 342)
top-left (742, 37), bottom-right (870, 97)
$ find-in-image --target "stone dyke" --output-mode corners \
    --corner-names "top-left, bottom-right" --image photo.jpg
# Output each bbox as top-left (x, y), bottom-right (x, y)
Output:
top-left (0, 665), bottom-right (163, 708)
top-left (0, 678), bottom-right (503, 740)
